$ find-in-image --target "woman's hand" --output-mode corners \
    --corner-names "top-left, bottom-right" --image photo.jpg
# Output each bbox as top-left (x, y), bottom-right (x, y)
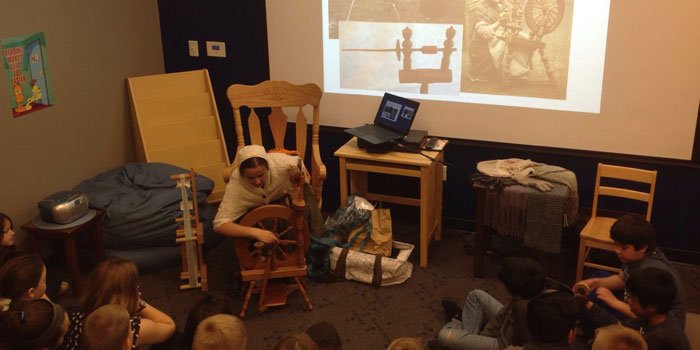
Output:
top-left (253, 228), bottom-right (279, 245)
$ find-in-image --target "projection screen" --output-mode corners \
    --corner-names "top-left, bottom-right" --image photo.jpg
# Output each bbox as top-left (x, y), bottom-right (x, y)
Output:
top-left (267, 0), bottom-right (700, 160)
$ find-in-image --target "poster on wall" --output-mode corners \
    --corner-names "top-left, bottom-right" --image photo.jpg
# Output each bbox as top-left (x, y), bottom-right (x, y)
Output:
top-left (2, 32), bottom-right (53, 118)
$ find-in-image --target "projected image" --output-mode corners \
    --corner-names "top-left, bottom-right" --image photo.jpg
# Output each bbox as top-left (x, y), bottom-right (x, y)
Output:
top-left (339, 22), bottom-right (463, 95)
top-left (323, 0), bottom-right (604, 112)
top-left (461, 0), bottom-right (573, 99)
top-left (381, 101), bottom-right (402, 122)
top-left (401, 106), bottom-right (415, 120)
top-left (327, 0), bottom-right (465, 39)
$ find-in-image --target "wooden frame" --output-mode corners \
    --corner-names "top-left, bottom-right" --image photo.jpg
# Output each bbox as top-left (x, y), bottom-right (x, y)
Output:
top-left (127, 69), bottom-right (230, 203)
top-left (172, 170), bottom-right (208, 291)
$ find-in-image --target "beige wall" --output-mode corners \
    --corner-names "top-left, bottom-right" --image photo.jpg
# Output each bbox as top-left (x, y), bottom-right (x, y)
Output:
top-left (0, 1), bottom-right (164, 245)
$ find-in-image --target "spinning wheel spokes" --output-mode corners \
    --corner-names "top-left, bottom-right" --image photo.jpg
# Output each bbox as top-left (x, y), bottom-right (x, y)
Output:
top-left (235, 205), bottom-right (310, 270)
top-left (276, 225), bottom-right (294, 238)
top-left (524, 0), bottom-right (565, 35)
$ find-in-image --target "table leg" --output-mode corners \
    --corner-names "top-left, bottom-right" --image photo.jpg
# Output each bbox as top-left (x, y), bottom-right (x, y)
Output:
top-left (339, 158), bottom-right (348, 205)
top-left (474, 185), bottom-right (486, 277)
top-left (419, 166), bottom-right (430, 267)
top-left (93, 214), bottom-right (105, 262)
top-left (63, 237), bottom-right (81, 296)
top-left (435, 160), bottom-right (443, 241)
top-left (27, 230), bottom-right (41, 255)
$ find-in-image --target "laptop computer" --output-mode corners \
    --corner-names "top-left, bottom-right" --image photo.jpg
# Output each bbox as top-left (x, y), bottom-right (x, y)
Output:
top-left (344, 92), bottom-right (420, 145)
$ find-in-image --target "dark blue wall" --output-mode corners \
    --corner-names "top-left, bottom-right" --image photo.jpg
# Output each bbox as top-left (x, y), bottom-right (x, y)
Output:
top-left (158, 1), bottom-right (700, 263)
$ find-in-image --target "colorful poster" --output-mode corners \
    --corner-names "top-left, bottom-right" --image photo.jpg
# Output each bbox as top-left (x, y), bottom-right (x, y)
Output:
top-left (2, 32), bottom-right (53, 118)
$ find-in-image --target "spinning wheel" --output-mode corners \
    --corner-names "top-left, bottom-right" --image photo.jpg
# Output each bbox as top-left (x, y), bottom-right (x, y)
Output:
top-left (233, 165), bottom-right (313, 317)
top-left (502, 0), bottom-right (566, 83)
top-left (235, 205), bottom-right (309, 271)
top-left (524, 0), bottom-right (565, 36)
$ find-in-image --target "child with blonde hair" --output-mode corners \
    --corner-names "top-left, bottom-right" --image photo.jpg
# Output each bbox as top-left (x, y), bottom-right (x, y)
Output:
top-left (592, 324), bottom-right (647, 350)
top-left (60, 257), bottom-right (175, 350)
top-left (192, 314), bottom-right (247, 350)
top-left (387, 337), bottom-right (426, 350)
top-left (83, 304), bottom-right (132, 350)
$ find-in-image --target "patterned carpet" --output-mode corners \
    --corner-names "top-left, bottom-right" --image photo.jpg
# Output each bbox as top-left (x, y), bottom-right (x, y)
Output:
top-left (57, 223), bottom-right (700, 350)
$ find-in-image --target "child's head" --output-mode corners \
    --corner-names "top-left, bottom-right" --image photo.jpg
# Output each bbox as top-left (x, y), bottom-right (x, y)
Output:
top-left (592, 324), bottom-right (647, 350)
top-left (273, 332), bottom-right (319, 350)
top-left (610, 214), bottom-right (656, 263)
top-left (0, 212), bottom-right (15, 249)
top-left (82, 257), bottom-right (140, 315)
top-left (626, 267), bottom-right (676, 317)
top-left (387, 337), bottom-right (425, 350)
top-left (83, 304), bottom-right (132, 350)
top-left (192, 314), bottom-right (247, 350)
top-left (0, 299), bottom-right (69, 350)
top-left (0, 253), bottom-right (47, 300)
top-left (306, 321), bottom-right (342, 350)
top-left (526, 291), bottom-right (577, 344)
top-left (497, 257), bottom-right (545, 299)
top-left (184, 293), bottom-right (237, 347)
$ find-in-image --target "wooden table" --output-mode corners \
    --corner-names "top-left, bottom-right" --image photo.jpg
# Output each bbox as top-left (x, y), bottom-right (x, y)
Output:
top-left (22, 209), bottom-right (106, 296)
top-left (472, 182), bottom-right (565, 279)
top-left (335, 138), bottom-right (444, 267)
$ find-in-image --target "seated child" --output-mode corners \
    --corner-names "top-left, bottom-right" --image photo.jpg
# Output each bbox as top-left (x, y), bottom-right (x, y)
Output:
top-left (192, 314), bottom-right (247, 350)
top-left (0, 212), bottom-right (67, 299)
top-left (0, 253), bottom-right (48, 302)
top-left (578, 214), bottom-right (686, 327)
top-left (591, 324), bottom-right (647, 350)
top-left (60, 257), bottom-right (175, 350)
top-left (506, 290), bottom-right (578, 350)
top-left (388, 337), bottom-right (426, 350)
top-left (0, 298), bottom-right (69, 350)
top-left (437, 257), bottom-right (545, 350)
top-left (0, 212), bottom-right (17, 261)
top-left (273, 332), bottom-right (319, 350)
top-left (625, 267), bottom-right (690, 350)
top-left (83, 304), bottom-right (132, 350)
top-left (307, 321), bottom-right (342, 350)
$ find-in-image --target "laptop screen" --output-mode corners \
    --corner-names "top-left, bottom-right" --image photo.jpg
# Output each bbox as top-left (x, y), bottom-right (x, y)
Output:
top-left (373, 93), bottom-right (420, 135)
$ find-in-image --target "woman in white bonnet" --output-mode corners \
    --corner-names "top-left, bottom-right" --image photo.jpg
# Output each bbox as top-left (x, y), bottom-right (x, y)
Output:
top-left (213, 145), bottom-right (304, 244)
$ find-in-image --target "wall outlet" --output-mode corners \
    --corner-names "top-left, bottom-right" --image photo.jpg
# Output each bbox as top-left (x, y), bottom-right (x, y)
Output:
top-left (443, 165), bottom-right (447, 181)
top-left (206, 41), bottom-right (226, 57)
top-left (188, 40), bottom-right (199, 57)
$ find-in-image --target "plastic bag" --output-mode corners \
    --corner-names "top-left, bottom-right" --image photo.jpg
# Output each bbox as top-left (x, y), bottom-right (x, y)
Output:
top-left (324, 195), bottom-right (374, 244)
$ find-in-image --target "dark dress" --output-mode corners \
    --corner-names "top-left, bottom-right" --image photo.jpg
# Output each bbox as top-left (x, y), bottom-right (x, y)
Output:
top-left (59, 309), bottom-right (141, 350)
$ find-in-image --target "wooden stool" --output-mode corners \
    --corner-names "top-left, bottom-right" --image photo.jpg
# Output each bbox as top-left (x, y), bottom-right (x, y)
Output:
top-left (22, 209), bottom-right (106, 296)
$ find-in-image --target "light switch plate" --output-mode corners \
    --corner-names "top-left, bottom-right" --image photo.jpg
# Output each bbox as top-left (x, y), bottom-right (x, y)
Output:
top-left (206, 41), bottom-right (226, 57)
top-left (188, 40), bottom-right (199, 57)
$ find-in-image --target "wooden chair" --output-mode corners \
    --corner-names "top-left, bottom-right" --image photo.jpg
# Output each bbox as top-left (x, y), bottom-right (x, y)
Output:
top-left (223, 80), bottom-right (325, 208)
top-left (224, 81), bottom-right (324, 316)
top-left (575, 163), bottom-right (657, 282)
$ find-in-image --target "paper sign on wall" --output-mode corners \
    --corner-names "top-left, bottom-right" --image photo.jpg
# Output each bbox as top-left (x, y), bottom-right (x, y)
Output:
top-left (2, 32), bottom-right (53, 118)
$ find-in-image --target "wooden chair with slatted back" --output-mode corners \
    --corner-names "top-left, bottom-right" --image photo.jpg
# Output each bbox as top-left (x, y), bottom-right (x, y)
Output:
top-left (223, 80), bottom-right (325, 208)
top-left (575, 163), bottom-right (657, 282)
top-left (223, 80), bottom-right (324, 316)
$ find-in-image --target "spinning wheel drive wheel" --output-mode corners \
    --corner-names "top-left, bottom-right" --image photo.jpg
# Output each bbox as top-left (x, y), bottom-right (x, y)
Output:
top-left (234, 204), bottom-right (310, 271)
top-left (524, 0), bottom-right (565, 35)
